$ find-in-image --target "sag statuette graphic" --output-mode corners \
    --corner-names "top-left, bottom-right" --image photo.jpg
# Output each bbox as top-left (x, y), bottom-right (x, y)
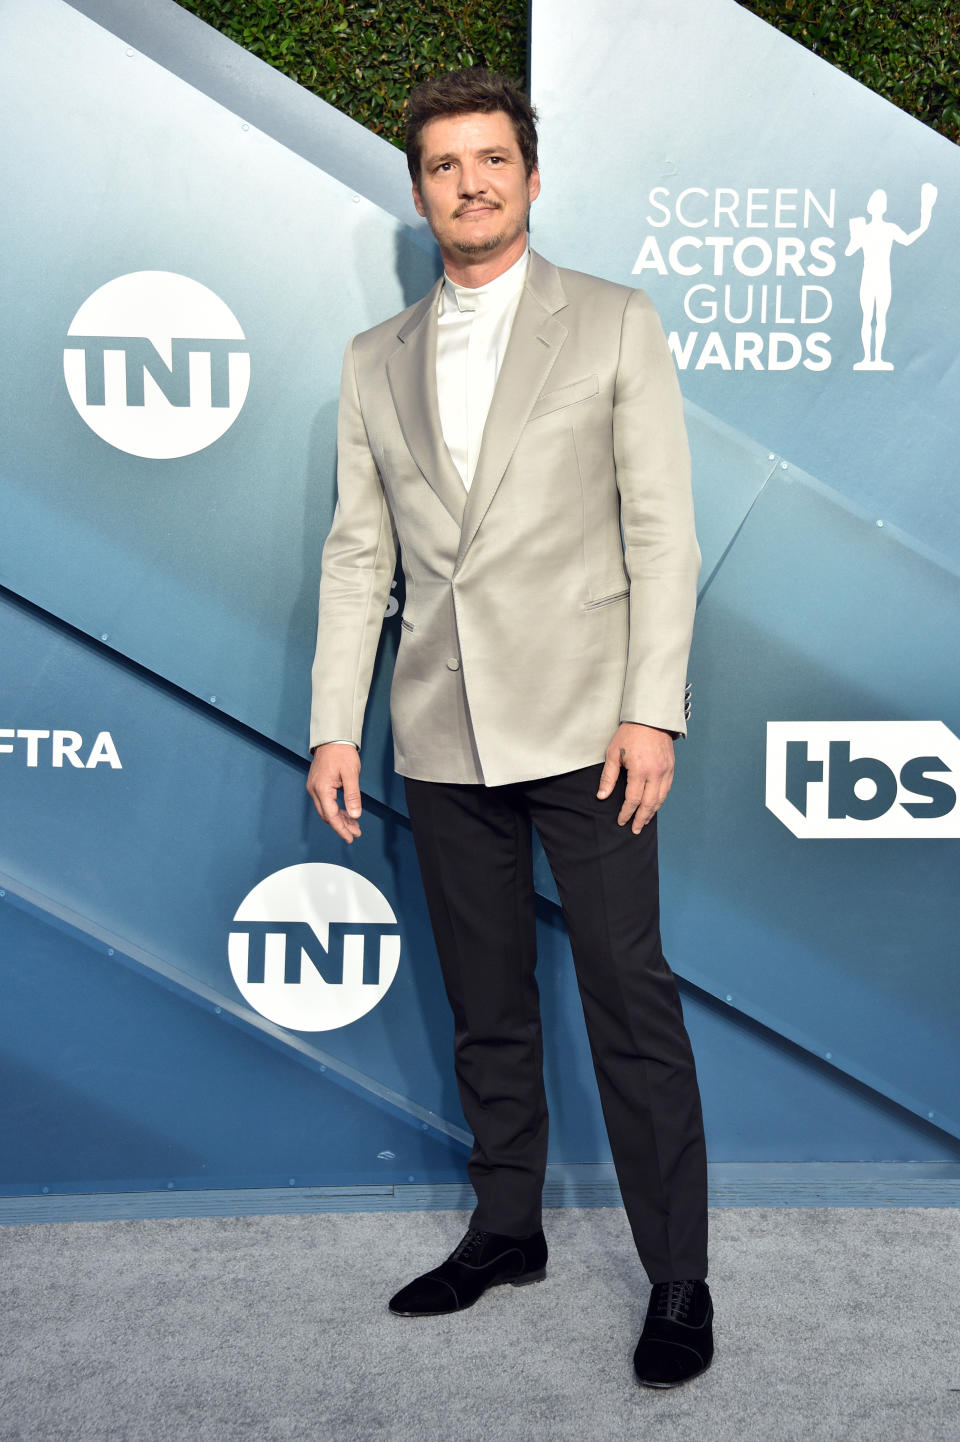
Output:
top-left (63, 271), bottom-right (251, 458)
top-left (228, 863), bottom-right (401, 1031)
top-left (846, 184), bottom-right (938, 370)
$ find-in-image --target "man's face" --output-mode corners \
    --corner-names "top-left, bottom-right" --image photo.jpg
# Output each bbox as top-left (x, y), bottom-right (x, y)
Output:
top-left (412, 110), bottom-right (540, 272)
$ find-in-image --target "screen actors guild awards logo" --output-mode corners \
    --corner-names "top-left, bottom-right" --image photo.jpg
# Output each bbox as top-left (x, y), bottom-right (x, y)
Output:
top-left (631, 181), bottom-right (939, 372)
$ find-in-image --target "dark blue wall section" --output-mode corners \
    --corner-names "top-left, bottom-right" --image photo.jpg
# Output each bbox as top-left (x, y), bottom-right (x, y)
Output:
top-left (0, 900), bottom-right (466, 1193)
top-left (3, 589), bottom-right (956, 1195)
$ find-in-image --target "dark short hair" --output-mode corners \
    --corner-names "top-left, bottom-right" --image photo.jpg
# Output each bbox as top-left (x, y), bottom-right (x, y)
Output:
top-left (405, 68), bottom-right (539, 184)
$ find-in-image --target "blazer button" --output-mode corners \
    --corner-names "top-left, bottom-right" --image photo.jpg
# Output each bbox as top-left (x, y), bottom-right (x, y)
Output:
top-left (446, 657), bottom-right (460, 671)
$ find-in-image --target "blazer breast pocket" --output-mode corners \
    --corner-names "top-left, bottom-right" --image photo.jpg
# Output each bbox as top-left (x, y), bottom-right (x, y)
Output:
top-left (527, 373), bottom-right (599, 422)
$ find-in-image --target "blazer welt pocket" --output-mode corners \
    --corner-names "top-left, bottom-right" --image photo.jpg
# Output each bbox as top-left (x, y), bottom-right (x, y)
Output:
top-left (528, 373), bottom-right (599, 421)
top-left (583, 588), bottom-right (629, 610)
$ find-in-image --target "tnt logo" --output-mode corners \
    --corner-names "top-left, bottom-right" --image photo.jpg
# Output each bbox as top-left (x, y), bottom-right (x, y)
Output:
top-left (63, 271), bottom-right (250, 458)
top-left (227, 863), bottom-right (401, 1031)
top-left (766, 722), bottom-right (960, 839)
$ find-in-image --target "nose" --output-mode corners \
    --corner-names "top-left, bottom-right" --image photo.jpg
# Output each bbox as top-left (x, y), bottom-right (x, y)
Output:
top-left (458, 161), bottom-right (486, 197)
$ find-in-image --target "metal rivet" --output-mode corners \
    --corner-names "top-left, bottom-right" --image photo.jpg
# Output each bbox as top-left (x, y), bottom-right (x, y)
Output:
top-left (241, 123), bottom-right (250, 132)
top-left (125, 49), bottom-right (135, 57)
top-left (100, 633), bottom-right (109, 642)
top-left (0, 890), bottom-right (5, 899)
top-left (725, 993), bottom-right (733, 1002)
top-left (288, 1178), bottom-right (296, 1186)
top-left (876, 519), bottom-right (884, 528)
top-left (928, 1111), bottom-right (935, 1120)
top-left (780, 461), bottom-right (788, 470)
top-left (767, 453), bottom-right (775, 461)
top-left (209, 695), bottom-right (217, 704)
top-left (319, 1064), bottom-right (327, 1072)
top-left (214, 1006), bottom-right (222, 1015)
top-left (825, 1051), bottom-right (832, 1060)
top-left (42, 1186), bottom-right (49, 1194)
top-left (421, 1122), bottom-right (428, 1130)
top-left (352, 195), bottom-right (361, 203)
top-left (407, 1175), bottom-right (415, 1182)
top-left (107, 948), bottom-right (114, 957)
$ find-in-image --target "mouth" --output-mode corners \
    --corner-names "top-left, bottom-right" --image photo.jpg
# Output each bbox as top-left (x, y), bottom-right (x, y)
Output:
top-left (455, 205), bottom-right (500, 219)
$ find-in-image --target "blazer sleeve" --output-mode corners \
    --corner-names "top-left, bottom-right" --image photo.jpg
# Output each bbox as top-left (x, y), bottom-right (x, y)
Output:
top-left (613, 288), bottom-right (700, 737)
top-left (309, 337), bottom-right (397, 751)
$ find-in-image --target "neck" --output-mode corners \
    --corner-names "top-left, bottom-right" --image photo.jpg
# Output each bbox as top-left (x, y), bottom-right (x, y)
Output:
top-left (440, 234), bottom-right (528, 289)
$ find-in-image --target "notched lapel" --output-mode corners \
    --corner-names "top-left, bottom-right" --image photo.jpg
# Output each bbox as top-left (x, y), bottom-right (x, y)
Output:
top-left (386, 285), bottom-right (467, 528)
top-left (456, 258), bottom-right (568, 567)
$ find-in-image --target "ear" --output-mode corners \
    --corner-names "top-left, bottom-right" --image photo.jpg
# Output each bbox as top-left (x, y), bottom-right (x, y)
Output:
top-left (527, 166), bottom-right (541, 204)
top-left (412, 181), bottom-right (426, 218)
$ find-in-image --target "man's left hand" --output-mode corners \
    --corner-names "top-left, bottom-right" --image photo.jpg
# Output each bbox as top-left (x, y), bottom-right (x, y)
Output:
top-left (597, 722), bottom-right (675, 832)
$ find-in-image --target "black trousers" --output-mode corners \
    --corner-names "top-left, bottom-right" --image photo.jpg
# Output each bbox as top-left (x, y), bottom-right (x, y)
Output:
top-left (404, 762), bottom-right (708, 1283)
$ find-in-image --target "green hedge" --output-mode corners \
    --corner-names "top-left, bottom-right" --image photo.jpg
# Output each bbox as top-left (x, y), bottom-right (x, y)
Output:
top-left (737, 0), bottom-right (959, 144)
top-left (174, 0), bottom-right (959, 146)
top-left (174, 1), bottom-right (526, 144)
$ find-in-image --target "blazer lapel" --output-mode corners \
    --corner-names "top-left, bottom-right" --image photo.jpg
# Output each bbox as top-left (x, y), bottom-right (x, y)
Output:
top-left (456, 252), bottom-right (569, 567)
top-left (386, 282), bottom-right (467, 529)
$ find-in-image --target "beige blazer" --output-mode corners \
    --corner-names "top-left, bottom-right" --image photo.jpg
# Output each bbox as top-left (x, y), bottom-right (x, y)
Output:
top-left (310, 249), bottom-right (699, 786)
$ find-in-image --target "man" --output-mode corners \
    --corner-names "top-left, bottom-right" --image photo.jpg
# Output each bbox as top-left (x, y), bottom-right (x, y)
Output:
top-left (307, 69), bottom-right (713, 1389)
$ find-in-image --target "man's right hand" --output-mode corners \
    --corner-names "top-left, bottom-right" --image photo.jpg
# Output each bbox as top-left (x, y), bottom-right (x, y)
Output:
top-left (306, 743), bottom-right (363, 843)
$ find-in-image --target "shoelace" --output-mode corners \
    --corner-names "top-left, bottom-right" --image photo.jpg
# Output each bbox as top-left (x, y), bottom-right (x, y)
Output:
top-left (451, 1228), bottom-right (492, 1264)
top-left (650, 1279), bottom-right (696, 1321)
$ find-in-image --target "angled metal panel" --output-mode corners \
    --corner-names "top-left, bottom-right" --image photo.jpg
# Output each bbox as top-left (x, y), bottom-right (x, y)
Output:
top-left (0, 0), bottom-right (432, 795)
top-left (531, 0), bottom-right (960, 566)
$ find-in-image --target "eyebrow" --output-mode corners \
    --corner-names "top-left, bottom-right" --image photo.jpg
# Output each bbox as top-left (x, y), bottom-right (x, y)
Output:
top-left (425, 146), bottom-right (512, 168)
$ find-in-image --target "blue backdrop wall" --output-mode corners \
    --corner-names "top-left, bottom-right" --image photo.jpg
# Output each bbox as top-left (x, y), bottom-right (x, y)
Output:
top-left (1, 0), bottom-right (957, 1198)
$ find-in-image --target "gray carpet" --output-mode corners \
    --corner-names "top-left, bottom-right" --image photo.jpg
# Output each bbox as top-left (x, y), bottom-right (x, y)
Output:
top-left (2, 1207), bottom-right (959, 1441)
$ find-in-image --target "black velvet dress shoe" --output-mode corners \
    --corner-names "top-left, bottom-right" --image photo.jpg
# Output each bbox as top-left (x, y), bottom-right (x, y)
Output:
top-left (633, 1279), bottom-right (714, 1388)
top-left (388, 1226), bottom-right (548, 1316)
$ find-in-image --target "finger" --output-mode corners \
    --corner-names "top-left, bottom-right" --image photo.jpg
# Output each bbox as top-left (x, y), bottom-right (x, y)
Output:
top-left (631, 798), bottom-right (659, 833)
top-left (336, 812), bottom-right (360, 844)
top-left (341, 774), bottom-right (363, 821)
top-left (597, 752), bottom-right (622, 800)
top-left (328, 805), bottom-right (362, 845)
top-left (315, 782), bottom-right (361, 841)
top-left (306, 776), bottom-right (328, 820)
top-left (306, 764), bottom-right (362, 843)
top-left (316, 782), bottom-right (344, 830)
top-left (631, 773), bottom-right (673, 832)
top-left (618, 780), bottom-right (647, 827)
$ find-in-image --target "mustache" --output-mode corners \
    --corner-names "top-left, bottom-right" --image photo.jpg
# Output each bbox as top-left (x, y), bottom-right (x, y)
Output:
top-left (452, 200), bottom-right (503, 218)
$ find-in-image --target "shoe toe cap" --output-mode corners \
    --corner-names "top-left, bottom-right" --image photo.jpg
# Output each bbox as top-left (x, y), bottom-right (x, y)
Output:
top-left (388, 1271), bottom-right (460, 1316)
top-left (633, 1336), bottom-right (711, 1387)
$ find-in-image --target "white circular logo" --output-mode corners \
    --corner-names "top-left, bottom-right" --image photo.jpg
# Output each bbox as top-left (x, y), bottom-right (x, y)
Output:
top-left (63, 271), bottom-right (250, 458)
top-left (227, 864), bottom-right (401, 1031)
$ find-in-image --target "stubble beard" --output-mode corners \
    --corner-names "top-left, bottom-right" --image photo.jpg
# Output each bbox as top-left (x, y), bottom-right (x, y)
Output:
top-left (445, 202), bottom-right (529, 258)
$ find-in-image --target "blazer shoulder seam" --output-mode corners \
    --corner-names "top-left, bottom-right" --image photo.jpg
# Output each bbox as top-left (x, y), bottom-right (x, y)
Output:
top-left (351, 288), bottom-right (436, 353)
top-left (551, 264), bottom-right (639, 302)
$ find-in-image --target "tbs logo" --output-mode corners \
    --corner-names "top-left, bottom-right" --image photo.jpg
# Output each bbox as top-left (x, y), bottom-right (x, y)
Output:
top-left (766, 722), bottom-right (960, 839)
top-left (228, 864), bottom-right (400, 1031)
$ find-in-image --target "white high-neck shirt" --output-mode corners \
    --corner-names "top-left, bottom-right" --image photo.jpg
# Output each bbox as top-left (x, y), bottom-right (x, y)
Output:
top-left (436, 247), bottom-right (530, 490)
